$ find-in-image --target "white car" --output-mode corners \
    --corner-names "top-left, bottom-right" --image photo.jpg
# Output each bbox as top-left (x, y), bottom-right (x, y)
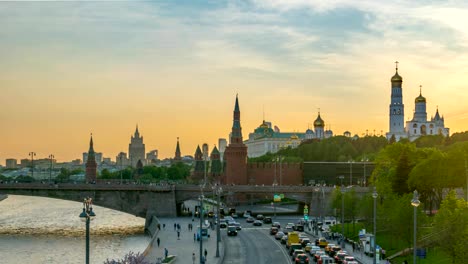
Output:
top-left (343, 256), bottom-right (356, 264)
top-left (285, 223), bottom-right (294, 230)
top-left (309, 245), bottom-right (321, 255)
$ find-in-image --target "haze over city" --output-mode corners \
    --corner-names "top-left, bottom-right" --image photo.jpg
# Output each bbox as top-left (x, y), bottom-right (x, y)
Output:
top-left (1, 1), bottom-right (468, 164)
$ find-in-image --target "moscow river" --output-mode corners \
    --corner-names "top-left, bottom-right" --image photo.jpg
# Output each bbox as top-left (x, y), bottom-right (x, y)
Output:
top-left (0, 195), bottom-right (151, 264)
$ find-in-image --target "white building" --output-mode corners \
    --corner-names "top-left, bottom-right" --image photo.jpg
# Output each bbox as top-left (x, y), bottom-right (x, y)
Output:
top-left (245, 112), bottom-right (333, 158)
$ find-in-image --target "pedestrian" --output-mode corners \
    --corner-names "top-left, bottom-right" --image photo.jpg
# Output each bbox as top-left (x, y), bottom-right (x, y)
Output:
top-left (188, 223), bottom-right (191, 231)
top-left (157, 237), bottom-right (160, 247)
top-left (177, 230), bottom-right (180, 240)
top-left (204, 249), bottom-right (207, 259)
top-left (192, 252), bottom-right (196, 264)
top-left (352, 242), bottom-right (355, 252)
top-left (193, 233), bottom-right (196, 242)
top-left (163, 223), bottom-right (166, 230)
top-left (174, 223), bottom-right (176, 231)
top-left (382, 248), bottom-right (386, 260)
top-left (177, 223), bottom-right (181, 231)
top-left (164, 248), bottom-right (168, 259)
top-left (157, 223), bottom-right (161, 230)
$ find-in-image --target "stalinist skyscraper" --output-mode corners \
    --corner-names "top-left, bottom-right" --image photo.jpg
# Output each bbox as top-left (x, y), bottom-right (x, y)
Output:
top-left (129, 125), bottom-right (145, 167)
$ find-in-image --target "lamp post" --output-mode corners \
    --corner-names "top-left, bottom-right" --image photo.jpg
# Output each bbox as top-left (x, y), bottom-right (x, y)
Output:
top-left (411, 190), bottom-right (420, 264)
top-left (79, 197), bottom-right (96, 264)
top-left (273, 181), bottom-right (278, 219)
top-left (48, 154), bottom-right (54, 184)
top-left (213, 184), bottom-right (222, 258)
top-left (372, 187), bottom-right (378, 264)
top-left (348, 160), bottom-right (354, 186)
top-left (199, 192), bottom-right (205, 264)
top-left (362, 158), bottom-right (368, 187)
top-left (29, 152), bottom-right (36, 179)
top-left (339, 175), bottom-right (345, 248)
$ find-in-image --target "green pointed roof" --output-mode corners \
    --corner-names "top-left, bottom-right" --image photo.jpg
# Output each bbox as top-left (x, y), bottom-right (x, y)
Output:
top-left (211, 145), bottom-right (219, 155)
top-left (234, 94), bottom-right (239, 112)
top-left (88, 134), bottom-right (95, 154)
top-left (195, 145), bottom-right (202, 155)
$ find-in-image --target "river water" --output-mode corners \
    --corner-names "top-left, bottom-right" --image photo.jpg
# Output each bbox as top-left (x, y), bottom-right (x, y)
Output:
top-left (0, 195), bottom-right (151, 264)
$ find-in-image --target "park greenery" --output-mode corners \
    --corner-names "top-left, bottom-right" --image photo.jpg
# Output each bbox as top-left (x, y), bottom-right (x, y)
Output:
top-left (251, 132), bottom-right (468, 262)
top-left (99, 162), bottom-right (191, 183)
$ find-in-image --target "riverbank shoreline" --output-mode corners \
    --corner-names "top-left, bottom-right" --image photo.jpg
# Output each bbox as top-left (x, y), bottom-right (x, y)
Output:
top-left (0, 194), bottom-right (8, 202)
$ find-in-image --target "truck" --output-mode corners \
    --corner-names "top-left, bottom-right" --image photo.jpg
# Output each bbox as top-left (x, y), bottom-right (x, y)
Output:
top-left (287, 231), bottom-right (300, 248)
top-left (196, 225), bottom-right (211, 241)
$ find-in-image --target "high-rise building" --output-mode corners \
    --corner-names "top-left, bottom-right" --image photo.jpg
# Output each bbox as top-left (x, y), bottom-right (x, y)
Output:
top-left (85, 134), bottom-right (97, 183)
top-left (223, 95), bottom-right (248, 184)
top-left (6, 159), bottom-right (17, 169)
top-left (218, 138), bottom-right (227, 161)
top-left (129, 125), bottom-right (146, 167)
top-left (146, 150), bottom-right (158, 164)
top-left (202, 143), bottom-right (209, 161)
top-left (116, 152), bottom-right (130, 167)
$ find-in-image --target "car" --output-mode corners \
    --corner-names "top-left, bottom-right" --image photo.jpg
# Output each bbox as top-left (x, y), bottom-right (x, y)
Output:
top-left (246, 216), bottom-right (255, 223)
top-left (219, 221), bottom-right (227, 229)
top-left (343, 256), bottom-right (356, 264)
top-left (256, 214), bottom-right (265, 220)
top-left (253, 220), bottom-right (262, 226)
top-left (270, 227), bottom-right (279, 235)
top-left (208, 211), bottom-right (214, 218)
top-left (324, 243), bottom-right (335, 254)
top-left (309, 245), bottom-right (321, 255)
top-left (281, 235), bottom-right (288, 244)
top-left (317, 237), bottom-right (328, 248)
top-left (243, 210), bottom-right (252, 218)
top-left (272, 222), bottom-right (281, 228)
top-left (263, 217), bottom-right (272, 224)
top-left (291, 249), bottom-right (305, 261)
top-left (294, 253), bottom-right (309, 264)
top-left (275, 231), bottom-right (285, 240)
top-left (234, 222), bottom-right (242, 230)
top-left (227, 226), bottom-right (237, 236)
top-left (314, 250), bottom-right (325, 262)
top-left (318, 256), bottom-right (335, 264)
top-left (288, 243), bottom-right (303, 255)
top-left (329, 245), bottom-right (342, 257)
top-left (301, 238), bottom-right (311, 248)
top-left (293, 224), bottom-right (305, 232)
top-left (286, 223), bottom-right (294, 230)
top-left (334, 252), bottom-right (348, 264)
top-left (304, 242), bottom-right (314, 252)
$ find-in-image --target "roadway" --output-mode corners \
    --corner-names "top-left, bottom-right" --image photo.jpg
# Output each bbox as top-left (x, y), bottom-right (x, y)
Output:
top-left (223, 228), bottom-right (291, 264)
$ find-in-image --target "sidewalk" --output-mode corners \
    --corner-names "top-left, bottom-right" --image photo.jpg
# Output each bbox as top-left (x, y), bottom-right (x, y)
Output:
top-left (144, 217), bottom-right (224, 264)
top-left (304, 228), bottom-right (374, 264)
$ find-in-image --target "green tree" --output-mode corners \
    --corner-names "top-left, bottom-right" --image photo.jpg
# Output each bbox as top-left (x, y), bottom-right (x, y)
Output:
top-left (433, 190), bottom-right (468, 263)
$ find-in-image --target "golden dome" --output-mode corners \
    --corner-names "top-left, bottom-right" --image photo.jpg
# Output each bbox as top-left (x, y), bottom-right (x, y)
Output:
top-left (415, 86), bottom-right (426, 103)
top-left (290, 134), bottom-right (299, 140)
top-left (259, 120), bottom-right (268, 129)
top-left (314, 113), bottom-right (325, 127)
top-left (391, 72), bottom-right (402, 82)
top-left (415, 94), bottom-right (426, 103)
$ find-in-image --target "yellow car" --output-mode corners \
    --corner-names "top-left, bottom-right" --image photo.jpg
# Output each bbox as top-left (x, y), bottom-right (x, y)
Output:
top-left (318, 237), bottom-right (328, 248)
top-left (305, 243), bottom-right (314, 252)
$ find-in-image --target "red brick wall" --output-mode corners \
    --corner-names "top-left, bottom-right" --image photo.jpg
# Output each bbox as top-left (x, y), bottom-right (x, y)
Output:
top-left (247, 162), bottom-right (303, 185)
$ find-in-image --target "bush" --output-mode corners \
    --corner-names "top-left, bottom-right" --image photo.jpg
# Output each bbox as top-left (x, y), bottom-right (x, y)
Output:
top-left (104, 251), bottom-right (153, 264)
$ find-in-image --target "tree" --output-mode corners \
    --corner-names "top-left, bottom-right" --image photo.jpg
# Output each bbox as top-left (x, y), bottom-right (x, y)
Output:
top-left (104, 251), bottom-right (153, 264)
top-left (433, 190), bottom-right (468, 263)
top-left (393, 149), bottom-right (412, 195)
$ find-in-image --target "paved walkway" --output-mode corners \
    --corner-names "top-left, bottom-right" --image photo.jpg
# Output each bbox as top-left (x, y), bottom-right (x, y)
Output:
top-left (144, 217), bottom-right (224, 264)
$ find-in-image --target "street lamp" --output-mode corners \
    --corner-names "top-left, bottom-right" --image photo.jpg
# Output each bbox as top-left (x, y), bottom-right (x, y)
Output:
top-left (348, 160), bottom-right (354, 186)
top-left (212, 184), bottom-right (223, 258)
top-left (29, 152), bottom-right (36, 179)
top-left (362, 158), bottom-right (369, 187)
top-left (411, 190), bottom-right (420, 264)
top-left (199, 192), bottom-right (205, 264)
top-left (272, 181), bottom-right (278, 219)
top-left (48, 154), bottom-right (54, 184)
top-left (339, 175), bottom-right (345, 248)
top-left (372, 187), bottom-right (378, 264)
top-left (79, 197), bottom-right (96, 264)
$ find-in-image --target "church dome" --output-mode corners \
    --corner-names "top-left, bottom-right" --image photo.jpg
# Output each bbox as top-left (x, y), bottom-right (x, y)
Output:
top-left (415, 86), bottom-right (426, 103)
top-left (290, 134), bottom-right (299, 140)
top-left (415, 94), bottom-right (426, 103)
top-left (306, 128), bottom-right (314, 134)
top-left (259, 121), bottom-right (268, 129)
top-left (314, 113), bottom-right (325, 127)
top-left (391, 72), bottom-right (402, 82)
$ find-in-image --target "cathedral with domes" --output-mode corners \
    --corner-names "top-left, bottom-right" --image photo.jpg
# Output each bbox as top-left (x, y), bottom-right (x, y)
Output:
top-left (386, 62), bottom-right (449, 141)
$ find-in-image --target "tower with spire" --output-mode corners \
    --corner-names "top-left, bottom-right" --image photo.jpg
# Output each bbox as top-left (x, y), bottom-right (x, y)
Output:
top-left (85, 134), bottom-right (97, 183)
top-left (313, 111), bottom-right (325, 139)
top-left (386, 61), bottom-right (407, 141)
top-left (223, 94), bottom-right (248, 184)
top-left (190, 145), bottom-right (206, 183)
top-left (209, 145), bottom-right (222, 183)
top-left (174, 137), bottom-right (182, 161)
top-left (129, 125), bottom-right (146, 167)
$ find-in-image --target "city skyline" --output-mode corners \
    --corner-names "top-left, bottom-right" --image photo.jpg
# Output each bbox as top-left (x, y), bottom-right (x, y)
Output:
top-left (1, 1), bottom-right (468, 164)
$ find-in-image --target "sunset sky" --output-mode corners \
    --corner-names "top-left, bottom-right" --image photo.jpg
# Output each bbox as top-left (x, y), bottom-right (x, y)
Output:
top-left (1, 1), bottom-right (468, 164)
